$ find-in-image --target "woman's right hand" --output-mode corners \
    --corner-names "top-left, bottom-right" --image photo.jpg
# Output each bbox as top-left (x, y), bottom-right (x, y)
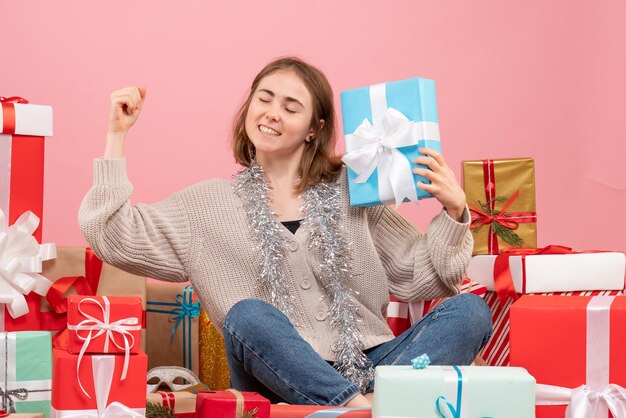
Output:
top-left (107, 86), bottom-right (146, 136)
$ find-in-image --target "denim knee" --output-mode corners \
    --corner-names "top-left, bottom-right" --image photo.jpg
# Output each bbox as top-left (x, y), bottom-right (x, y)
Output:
top-left (223, 298), bottom-right (278, 337)
top-left (447, 293), bottom-right (493, 346)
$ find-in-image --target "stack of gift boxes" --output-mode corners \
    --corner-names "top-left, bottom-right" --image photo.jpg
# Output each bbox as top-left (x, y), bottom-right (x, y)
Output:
top-left (51, 295), bottom-right (147, 416)
top-left (4, 75), bottom-right (626, 417)
top-left (341, 78), bottom-right (626, 417)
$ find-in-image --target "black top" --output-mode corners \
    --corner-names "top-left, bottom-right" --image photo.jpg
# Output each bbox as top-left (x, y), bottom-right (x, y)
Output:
top-left (281, 219), bottom-right (303, 234)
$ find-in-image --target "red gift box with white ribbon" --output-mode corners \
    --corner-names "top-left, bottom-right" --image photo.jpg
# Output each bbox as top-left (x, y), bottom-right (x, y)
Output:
top-left (51, 346), bottom-right (147, 416)
top-left (510, 295), bottom-right (626, 418)
top-left (67, 294), bottom-right (142, 355)
top-left (0, 96), bottom-right (54, 332)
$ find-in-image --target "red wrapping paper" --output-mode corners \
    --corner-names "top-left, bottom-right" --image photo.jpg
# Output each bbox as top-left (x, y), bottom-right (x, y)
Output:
top-left (510, 295), bottom-right (626, 417)
top-left (1, 97), bottom-right (51, 331)
top-left (51, 346), bottom-right (147, 412)
top-left (195, 391), bottom-right (270, 418)
top-left (481, 289), bottom-right (622, 367)
top-left (270, 404), bottom-right (371, 417)
top-left (67, 295), bottom-right (142, 354)
top-left (1, 136), bottom-right (45, 332)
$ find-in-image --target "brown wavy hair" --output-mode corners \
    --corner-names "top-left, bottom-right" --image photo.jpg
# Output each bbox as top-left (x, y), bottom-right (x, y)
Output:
top-left (231, 57), bottom-right (342, 193)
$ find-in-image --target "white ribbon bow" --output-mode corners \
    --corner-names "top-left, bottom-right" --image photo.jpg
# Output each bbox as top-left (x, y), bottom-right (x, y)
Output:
top-left (0, 209), bottom-right (56, 320)
top-left (537, 383), bottom-right (626, 418)
top-left (52, 356), bottom-right (144, 417)
top-left (342, 107), bottom-right (426, 207)
top-left (67, 296), bottom-right (141, 398)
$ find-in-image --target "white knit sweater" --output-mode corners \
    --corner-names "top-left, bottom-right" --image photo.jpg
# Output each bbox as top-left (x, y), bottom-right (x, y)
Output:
top-left (78, 158), bottom-right (473, 360)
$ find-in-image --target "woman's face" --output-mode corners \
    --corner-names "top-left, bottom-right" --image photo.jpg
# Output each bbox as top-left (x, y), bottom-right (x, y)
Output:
top-left (244, 69), bottom-right (315, 162)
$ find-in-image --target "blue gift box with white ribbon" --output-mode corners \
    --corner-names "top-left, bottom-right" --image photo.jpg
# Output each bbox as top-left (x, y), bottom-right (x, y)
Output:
top-left (340, 77), bottom-right (442, 207)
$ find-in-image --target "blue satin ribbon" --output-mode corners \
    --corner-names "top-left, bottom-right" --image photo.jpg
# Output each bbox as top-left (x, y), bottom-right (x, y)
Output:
top-left (435, 366), bottom-right (463, 418)
top-left (146, 285), bottom-right (200, 370)
top-left (433, 366), bottom-right (493, 418)
top-left (304, 407), bottom-right (371, 417)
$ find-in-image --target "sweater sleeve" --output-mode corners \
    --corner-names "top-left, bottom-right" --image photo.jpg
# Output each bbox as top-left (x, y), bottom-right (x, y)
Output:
top-left (371, 204), bottom-right (473, 301)
top-left (77, 158), bottom-right (190, 282)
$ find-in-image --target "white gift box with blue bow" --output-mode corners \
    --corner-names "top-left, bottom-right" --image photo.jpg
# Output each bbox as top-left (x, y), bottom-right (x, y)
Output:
top-left (341, 78), bottom-right (442, 207)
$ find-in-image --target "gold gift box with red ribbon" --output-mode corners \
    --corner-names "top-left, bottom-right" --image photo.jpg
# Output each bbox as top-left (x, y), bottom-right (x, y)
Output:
top-left (462, 158), bottom-right (537, 255)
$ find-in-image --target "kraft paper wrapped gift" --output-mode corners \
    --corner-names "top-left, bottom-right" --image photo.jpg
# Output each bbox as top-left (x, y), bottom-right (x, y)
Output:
top-left (147, 391), bottom-right (196, 418)
top-left (463, 158), bottom-right (537, 255)
top-left (341, 77), bottom-right (442, 207)
top-left (510, 295), bottom-right (626, 418)
top-left (198, 309), bottom-right (230, 391)
top-left (0, 332), bottom-right (51, 418)
top-left (146, 281), bottom-right (199, 374)
top-left (40, 247), bottom-right (146, 349)
top-left (0, 97), bottom-right (54, 332)
top-left (467, 249), bottom-right (625, 294)
top-left (195, 391), bottom-right (270, 418)
top-left (67, 295), bottom-right (142, 355)
top-left (372, 365), bottom-right (535, 418)
top-left (51, 347), bottom-right (147, 417)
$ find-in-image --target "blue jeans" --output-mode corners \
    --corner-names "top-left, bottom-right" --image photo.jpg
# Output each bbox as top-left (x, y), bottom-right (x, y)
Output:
top-left (222, 293), bottom-right (492, 406)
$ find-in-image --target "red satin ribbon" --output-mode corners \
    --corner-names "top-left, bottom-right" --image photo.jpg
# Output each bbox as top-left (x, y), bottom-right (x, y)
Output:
top-left (41, 248), bottom-right (103, 332)
top-left (493, 245), bottom-right (607, 303)
top-left (0, 96), bottom-right (28, 134)
top-left (469, 160), bottom-right (537, 254)
top-left (160, 392), bottom-right (176, 409)
top-left (46, 248), bottom-right (102, 314)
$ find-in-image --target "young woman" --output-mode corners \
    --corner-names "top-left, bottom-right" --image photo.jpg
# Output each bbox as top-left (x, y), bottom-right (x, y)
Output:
top-left (79, 57), bottom-right (491, 407)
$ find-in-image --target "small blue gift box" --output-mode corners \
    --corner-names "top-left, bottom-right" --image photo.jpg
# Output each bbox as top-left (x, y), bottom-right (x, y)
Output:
top-left (340, 77), bottom-right (442, 207)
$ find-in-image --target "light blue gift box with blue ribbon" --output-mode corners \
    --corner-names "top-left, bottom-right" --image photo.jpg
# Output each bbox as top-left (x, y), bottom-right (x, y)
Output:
top-left (341, 78), bottom-right (442, 207)
top-left (372, 365), bottom-right (536, 418)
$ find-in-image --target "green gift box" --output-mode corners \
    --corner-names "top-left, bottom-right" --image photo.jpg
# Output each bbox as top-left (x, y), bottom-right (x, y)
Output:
top-left (372, 365), bottom-right (535, 417)
top-left (0, 331), bottom-right (52, 417)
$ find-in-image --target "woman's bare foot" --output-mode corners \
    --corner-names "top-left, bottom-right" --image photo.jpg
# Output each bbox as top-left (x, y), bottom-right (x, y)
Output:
top-left (345, 394), bottom-right (372, 407)
top-left (364, 392), bottom-right (374, 403)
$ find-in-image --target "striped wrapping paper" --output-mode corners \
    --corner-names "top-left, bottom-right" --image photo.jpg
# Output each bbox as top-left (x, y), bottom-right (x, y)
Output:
top-left (386, 278), bottom-right (487, 336)
top-left (478, 289), bottom-right (623, 366)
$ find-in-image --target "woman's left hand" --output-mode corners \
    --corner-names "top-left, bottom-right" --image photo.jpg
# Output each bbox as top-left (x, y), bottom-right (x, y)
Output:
top-left (413, 148), bottom-right (466, 222)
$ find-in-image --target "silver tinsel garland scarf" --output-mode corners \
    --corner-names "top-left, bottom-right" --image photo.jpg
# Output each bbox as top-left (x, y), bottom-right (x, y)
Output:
top-left (233, 162), bottom-right (374, 392)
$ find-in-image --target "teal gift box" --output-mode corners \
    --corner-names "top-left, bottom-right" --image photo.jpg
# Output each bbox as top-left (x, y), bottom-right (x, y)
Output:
top-left (0, 331), bottom-right (52, 417)
top-left (341, 78), bottom-right (442, 207)
top-left (372, 365), bottom-right (535, 418)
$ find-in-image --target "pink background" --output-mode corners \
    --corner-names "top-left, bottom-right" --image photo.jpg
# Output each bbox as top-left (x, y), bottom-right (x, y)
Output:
top-left (2, 1), bottom-right (625, 253)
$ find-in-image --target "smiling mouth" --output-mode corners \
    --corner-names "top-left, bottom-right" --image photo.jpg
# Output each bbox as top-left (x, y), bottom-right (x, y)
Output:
top-left (258, 125), bottom-right (281, 136)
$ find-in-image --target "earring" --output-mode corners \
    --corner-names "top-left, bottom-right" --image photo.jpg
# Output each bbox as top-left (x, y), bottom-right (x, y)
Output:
top-left (306, 135), bottom-right (315, 143)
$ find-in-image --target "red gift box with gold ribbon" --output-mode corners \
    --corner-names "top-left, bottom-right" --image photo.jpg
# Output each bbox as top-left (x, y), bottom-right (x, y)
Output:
top-left (0, 96), bottom-right (53, 332)
top-left (462, 158), bottom-right (537, 255)
top-left (195, 390), bottom-right (270, 418)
